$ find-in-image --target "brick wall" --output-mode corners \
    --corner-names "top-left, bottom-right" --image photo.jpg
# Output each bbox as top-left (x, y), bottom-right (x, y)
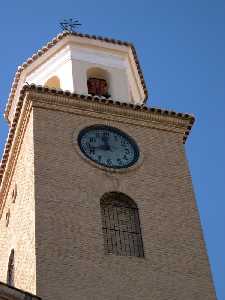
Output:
top-left (31, 104), bottom-right (216, 300)
top-left (0, 113), bottom-right (36, 294)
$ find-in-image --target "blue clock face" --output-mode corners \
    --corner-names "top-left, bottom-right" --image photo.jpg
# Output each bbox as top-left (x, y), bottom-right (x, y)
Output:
top-left (78, 125), bottom-right (139, 169)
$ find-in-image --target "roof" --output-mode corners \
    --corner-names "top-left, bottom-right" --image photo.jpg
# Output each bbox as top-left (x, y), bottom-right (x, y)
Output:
top-left (0, 84), bottom-right (195, 187)
top-left (4, 31), bottom-right (148, 121)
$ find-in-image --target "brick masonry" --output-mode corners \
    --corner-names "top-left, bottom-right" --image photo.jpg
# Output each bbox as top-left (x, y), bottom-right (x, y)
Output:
top-left (0, 91), bottom-right (216, 299)
top-left (0, 112), bottom-right (36, 294)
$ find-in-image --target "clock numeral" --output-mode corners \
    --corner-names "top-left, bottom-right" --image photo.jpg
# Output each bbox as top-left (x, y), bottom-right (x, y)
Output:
top-left (85, 142), bottom-right (92, 150)
top-left (124, 148), bottom-right (130, 155)
top-left (85, 142), bottom-right (95, 155)
top-left (89, 137), bottom-right (96, 143)
top-left (103, 131), bottom-right (110, 137)
top-left (114, 135), bottom-right (118, 141)
top-left (106, 159), bottom-right (112, 166)
top-left (121, 140), bottom-right (127, 147)
top-left (89, 148), bottom-right (95, 155)
top-left (98, 155), bottom-right (102, 162)
top-left (117, 158), bottom-right (123, 165)
top-left (123, 155), bottom-right (128, 161)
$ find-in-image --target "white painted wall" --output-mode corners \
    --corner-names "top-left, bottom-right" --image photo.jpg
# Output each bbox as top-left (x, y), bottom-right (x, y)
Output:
top-left (8, 35), bottom-right (147, 124)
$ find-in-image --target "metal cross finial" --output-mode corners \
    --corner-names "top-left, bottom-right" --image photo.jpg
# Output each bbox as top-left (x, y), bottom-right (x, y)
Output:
top-left (60, 18), bottom-right (81, 32)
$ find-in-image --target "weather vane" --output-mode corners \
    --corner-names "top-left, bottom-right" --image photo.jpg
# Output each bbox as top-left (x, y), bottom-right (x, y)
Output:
top-left (60, 18), bottom-right (81, 32)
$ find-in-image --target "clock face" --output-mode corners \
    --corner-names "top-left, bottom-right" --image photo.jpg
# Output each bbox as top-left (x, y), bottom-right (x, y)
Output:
top-left (77, 125), bottom-right (139, 169)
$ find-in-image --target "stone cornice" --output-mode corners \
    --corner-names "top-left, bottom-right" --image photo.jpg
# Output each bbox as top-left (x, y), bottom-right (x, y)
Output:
top-left (0, 84), bottom-right (195, 214)
top-left (27, 85), bottom-right (194, 133)
top-left (29, 91), bottom-right (192, 134)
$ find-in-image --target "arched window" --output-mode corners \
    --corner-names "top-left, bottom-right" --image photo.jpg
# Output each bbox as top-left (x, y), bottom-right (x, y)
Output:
top-left (87, 67), bottom-right (110, 98)
top-left (44, 76), bottom-right (61, 89)
top-left (100, 192), bottom-right (144, 257)
top-left (7, 249), bottom-right (15, 286)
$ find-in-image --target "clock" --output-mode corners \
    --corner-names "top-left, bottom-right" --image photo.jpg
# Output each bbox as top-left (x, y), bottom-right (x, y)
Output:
top-left (77, 125), bottom-right (139, 169)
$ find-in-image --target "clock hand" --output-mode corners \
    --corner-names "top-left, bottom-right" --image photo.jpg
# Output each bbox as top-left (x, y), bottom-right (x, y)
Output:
top-left (96, 144), bottom-right (108, 151)
top-left (96, 144), bottom-right (112, 151)
top-left (101, 136), bottom-right (111, 151)
top-left (88, 136), bottom-right (112, 152)
top-left (88, 143), bottom-right (107, 151)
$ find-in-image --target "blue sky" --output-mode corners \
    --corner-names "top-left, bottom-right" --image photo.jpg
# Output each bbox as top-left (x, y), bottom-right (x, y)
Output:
top-left (0, 0), bottom-right (224, 298)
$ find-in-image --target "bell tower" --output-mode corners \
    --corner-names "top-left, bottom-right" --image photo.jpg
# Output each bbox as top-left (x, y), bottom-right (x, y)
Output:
top-left (5, 31), bottom-right (147, 126)
top-left (0, 31), bottom-right (216, 300)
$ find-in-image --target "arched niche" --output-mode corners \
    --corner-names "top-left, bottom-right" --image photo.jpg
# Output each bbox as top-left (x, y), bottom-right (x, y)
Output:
top-left (44, 76), bottom-right (61, 89)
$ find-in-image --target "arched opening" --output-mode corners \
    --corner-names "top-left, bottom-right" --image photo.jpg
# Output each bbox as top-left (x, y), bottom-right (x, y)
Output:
top-left (44, 76), bottom-right (61, 89)
top-left (87, 67), bottom-right (110, 98)
top-left (7, 249), bottom-right (15, 286)
top-left (12, 183), bottom-right (17, 203)
top-left (5, 209), bottom-right (10, 227)
top-left (100, 192), bottom-right (144, 257)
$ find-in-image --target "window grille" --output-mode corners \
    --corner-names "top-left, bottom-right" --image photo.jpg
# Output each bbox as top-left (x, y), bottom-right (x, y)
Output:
top-left (100, 192), bottom-right (144, 257)
top-left (7, 249), bottom-right (15, 286)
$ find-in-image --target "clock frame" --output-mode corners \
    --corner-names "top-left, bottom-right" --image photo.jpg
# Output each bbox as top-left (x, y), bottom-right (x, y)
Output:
top-left (77, 125), bottom-right (139, 169)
